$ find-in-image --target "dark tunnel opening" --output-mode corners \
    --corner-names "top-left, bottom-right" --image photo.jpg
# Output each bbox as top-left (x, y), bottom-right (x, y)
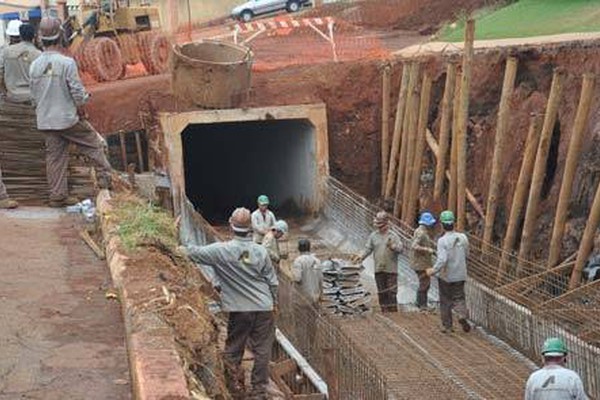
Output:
top-left (182, 119), bottom-right (317, 224)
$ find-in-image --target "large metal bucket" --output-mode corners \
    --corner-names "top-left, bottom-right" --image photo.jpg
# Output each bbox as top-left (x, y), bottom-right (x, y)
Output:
top-left (171, 40), bottom-right (253, 109)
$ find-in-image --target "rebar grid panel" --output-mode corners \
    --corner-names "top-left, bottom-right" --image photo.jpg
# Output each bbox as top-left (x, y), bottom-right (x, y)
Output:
top-left (322, 177), bottom-right (600, 398)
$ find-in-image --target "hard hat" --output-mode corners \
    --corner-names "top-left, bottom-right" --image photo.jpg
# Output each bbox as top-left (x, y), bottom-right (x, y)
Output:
top-left (373, 211), bottom-right (389, 227)
top-left (229, 207), bottom-right (252, 233)
top-left (257, 195), bottom-right (270, 206)
top-left (39, 16), bottom-right (63, 41)
top-left (439, 210), bottom-right (455, 225)
top-left (541, 337), bottom-right (568, 356)
top-left (6, 20), bottom-right (23, 37)
top-left (418, 211), bottom-right (436, 227)
top-left (274, 220), bottom-right (288, 234)
top-left (298, 238), bottom-right (311, 252)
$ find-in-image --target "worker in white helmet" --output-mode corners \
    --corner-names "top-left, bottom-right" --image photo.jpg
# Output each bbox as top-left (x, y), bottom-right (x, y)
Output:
top-left (183, 207), bottom-right (278, 399)
top-left (263, 219), bottom-right (288, 267)
top-left (1, 22), bottom-right (40, 103)
top-left (525, 337), bottom-right (587, 400)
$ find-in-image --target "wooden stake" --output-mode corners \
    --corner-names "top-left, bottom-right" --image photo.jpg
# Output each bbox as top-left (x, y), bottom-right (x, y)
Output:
top-left (497, 115), bottom-right (542, 284)
top-left (517, 69), bottom-right (564, 267)
top-left (406, 73), bottom-right (432, 226)
top-left (401, 70), bottom-right (422, 222)
top-left (381, 65), bottom-right (392, 196)
top-left (569, 180), bottom-right (600, 289)
top-left (119, 131), bottom-right (128, 171)
top-left (448, 71), bottom-right (462, 212)
top-left (135, 131), bottom-right (145, 172)
top-left (483, 56), bottom-right (518, 247)
top-left (433, 62), bottom-right (457, 203)
top-left (456, 19), bottom-right (475, 231)
top-left (385, 64), bottom-right (410, 199)
top-left (548, 73), bottom-right (596, 269)
top-left (394, 63), bottom-right (420, 217)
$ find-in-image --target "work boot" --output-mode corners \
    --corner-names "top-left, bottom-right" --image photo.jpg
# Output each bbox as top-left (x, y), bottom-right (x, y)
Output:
top-left (49, 195), bottom-right (79, 208)
top-left (0, 197), bottom-right (18, 209)
top-left (440, 326), bottom-right (454, 334)
top-left (459, 318), bottom-right (471, 333)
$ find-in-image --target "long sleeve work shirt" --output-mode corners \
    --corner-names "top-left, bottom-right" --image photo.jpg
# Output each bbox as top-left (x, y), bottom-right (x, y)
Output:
top-left (525, 365), bottom-right (587, 400)
top-left (251, 209), bottom-right (276, 243)
top-left (0, 41), bottom-right (41, 103)
top-left (411, 225), bottom-right (436, 271)
top-left (292, 253), bottom-right (323, 303)
top-left (361, 230), bottom-right (403, 274)
top-left (431, 231), bottom-right (469, 283)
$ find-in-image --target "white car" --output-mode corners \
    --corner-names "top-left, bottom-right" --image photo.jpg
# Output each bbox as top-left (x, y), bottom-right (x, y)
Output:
top-left (231, 0), bottom-right (311, 22)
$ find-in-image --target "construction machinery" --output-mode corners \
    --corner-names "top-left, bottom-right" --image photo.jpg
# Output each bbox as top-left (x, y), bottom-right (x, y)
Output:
top-left (64, 0), bottom-right (170, 82)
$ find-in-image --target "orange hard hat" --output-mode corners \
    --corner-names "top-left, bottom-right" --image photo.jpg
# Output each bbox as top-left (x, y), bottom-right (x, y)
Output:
top-left (229, 207), bottom-right (252, 233)
top-left (39, 16), bottom-right (62, 41)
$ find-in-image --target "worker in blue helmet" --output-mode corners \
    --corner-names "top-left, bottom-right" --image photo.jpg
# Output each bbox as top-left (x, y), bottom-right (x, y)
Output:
top-left (411, 211), bottom-right (437, 310)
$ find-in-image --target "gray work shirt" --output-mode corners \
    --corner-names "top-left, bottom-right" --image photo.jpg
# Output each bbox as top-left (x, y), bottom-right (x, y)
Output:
top-left (251, 209), bottom-right (276, 243)
top-left (292, 253), bottom-right (323, 303)
top-left (262, 231), bottom-right (281, 264)
top-left (0, 41), bottom-right (41, 103)
top-left (411, 225), bottom-right (436, 271)
top-left (29, 51), bottom-right (89, 130)
top-left (187, 236), bottom-right (278, 312)
top-left (432, 231), bottom-right (469, 282)
top-left (361, 230), bottom-right (403, 274)
top-left (525, 365), bottom-right (587, 400)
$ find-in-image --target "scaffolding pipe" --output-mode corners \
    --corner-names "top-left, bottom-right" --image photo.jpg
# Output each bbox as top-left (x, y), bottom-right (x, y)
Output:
top-left (433, 62), bottom-right (457, 203)
top-left (548, 73), bottom-right (596, 269)
top-left (456, 19), bottom-right (475, 231)
top-left (406, 73), bottom-right (432, 226)
top-left (498, 115), bottom-right (543, 284)
top-left (483, 56), bottom-right (518, 247)
top-left (517, 69), bottom-right (564, 269)
top-left (385, 64), bottom-right (410, 199)
top-left (448, 72), bottom-right (462, 212)
top-left (381, 65), bottom-right (392, 196)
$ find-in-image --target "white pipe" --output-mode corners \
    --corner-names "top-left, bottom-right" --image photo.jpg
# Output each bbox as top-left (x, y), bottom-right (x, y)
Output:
top-left (275, 328), bottom-right (329, 397)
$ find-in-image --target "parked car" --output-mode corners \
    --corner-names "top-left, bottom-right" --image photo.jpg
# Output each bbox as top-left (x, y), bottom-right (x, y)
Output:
top-left (231, 0), bottom-right (311, 22)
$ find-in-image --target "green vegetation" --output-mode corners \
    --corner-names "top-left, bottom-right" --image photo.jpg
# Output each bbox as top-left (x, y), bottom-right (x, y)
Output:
top-left (439, 0), bottom-right (600, 42)
top-left (112, 195), bottom-right (177, 251)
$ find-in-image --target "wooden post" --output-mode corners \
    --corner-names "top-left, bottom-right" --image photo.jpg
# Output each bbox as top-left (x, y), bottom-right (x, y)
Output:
top-left (497, 115), bottom-right (542, 284)
top-left (381, 65), bottom-right (392, 196)
top-left (483, 56), bottom-right (518, 247)
top-left (456, 19), bottom-right (475, 231)
top-left (517, 69), bottom-right (564, 266)
top-left (569, 181), bottom-right (600, 289)
top-left (548, 73), bottom-right (596, 268)
top-left (433, 62), bottom-right (457, 203)
top-left (385, 64), bottom-right (410, 199)
top-left (394, 63), bottom-right (420, 217)
top-left (401, 70), bottom-right (422, 222)
top-left (119, 132), bottom-right (128, 171)
top-left (135, 131), bottom-right (145, 172)
top-left (406, 73), bottom-right (432, 226)
top-left (448, 72), bottom-right (462, 212)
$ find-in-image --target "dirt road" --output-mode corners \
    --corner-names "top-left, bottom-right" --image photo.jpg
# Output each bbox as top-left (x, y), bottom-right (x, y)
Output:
top-left (0, 208), bottom-right (131, 400)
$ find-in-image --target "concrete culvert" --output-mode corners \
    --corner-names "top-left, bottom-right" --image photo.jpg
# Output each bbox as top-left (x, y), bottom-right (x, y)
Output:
top-left (182, 119), bottom-right (317, 223)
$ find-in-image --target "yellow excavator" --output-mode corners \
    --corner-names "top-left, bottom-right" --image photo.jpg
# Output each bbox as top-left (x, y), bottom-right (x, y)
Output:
top-left (64, 0), bottom-right (170, 82)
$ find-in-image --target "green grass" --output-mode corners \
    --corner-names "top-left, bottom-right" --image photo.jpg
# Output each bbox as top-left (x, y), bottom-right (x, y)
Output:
top-left (112, 195), bottom-right (177, 251)
top-left (439, 0), bottom-right (600, 42)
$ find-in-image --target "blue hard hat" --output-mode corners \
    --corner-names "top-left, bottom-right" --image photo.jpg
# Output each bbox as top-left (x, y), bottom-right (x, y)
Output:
top-left (418, 212), bottom-right (436, 227)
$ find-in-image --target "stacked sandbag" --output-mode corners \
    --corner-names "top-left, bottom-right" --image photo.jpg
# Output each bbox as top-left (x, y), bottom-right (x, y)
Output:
top-left (321, 258), bottom-right (371, 315)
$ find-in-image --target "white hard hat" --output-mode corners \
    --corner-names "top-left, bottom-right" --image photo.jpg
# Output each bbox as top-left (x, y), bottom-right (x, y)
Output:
top-left (274, 220), bottom-right (288, 234)
top-left (6, 20), bottom-right (23, 37)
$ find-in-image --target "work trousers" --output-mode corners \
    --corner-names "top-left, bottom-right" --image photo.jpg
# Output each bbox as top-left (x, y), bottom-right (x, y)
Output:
top-left (438, 280), bottom-right (468, 329)
top-left (415, 270), bottom-right (431, 309)
top-left (0, 165), bottom-right (8, 200)
top-left (374, 272), bottom-right (398, 312)
top-left (43, 122), bottom-right (111, 199)
top-left (224, 311), bottom-right (275, 398)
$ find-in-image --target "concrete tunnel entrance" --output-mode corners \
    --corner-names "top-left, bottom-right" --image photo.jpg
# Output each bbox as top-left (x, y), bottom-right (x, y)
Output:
top-left (161, 104), bottom-right (329, 222)
top-left (182, 119), bottom-right (317, 222)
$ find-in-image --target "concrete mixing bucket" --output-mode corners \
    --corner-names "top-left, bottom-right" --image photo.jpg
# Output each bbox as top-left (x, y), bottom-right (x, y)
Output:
top-left (171, 40), bottom-right (253, 109)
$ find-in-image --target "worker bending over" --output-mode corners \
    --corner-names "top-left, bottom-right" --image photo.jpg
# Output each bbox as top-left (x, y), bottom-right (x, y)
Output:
top-left (411, 211), bottom-right (437, 310)
top-left (29, 17), bottom-right (112, 207)
top-left (184, 208), bottom-right (278, 399)
top-left (251, 195), bottom-right (276, 244)
top-left (427, 210), bottom-right (471, 333)
top-left (263, 220), bottom-right (288, 267)
top-left (525, 337), bottom-right (587, 400)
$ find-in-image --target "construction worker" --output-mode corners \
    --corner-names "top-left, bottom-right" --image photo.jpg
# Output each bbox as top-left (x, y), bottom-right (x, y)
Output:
top-left (0, 23), bottom-right (41, 103)
top-left (29, 16), bottom-right (112, 207)
top-left (184, 208), bottom-right (278, 399)
top-left (251, 195), bottom-right (276, 243)
top-left (263, 219), bottom-right (288, 267)
top-left (292, 238), bottom-right (323, 305)
top-left (525, 337), bottom-right (587, 400)
top-left (426, 210), bottom-right (471, 333)
top-left (357, 211), bottom-right (403, 313)
top-left (411, 211), bottom-right (437, 310)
